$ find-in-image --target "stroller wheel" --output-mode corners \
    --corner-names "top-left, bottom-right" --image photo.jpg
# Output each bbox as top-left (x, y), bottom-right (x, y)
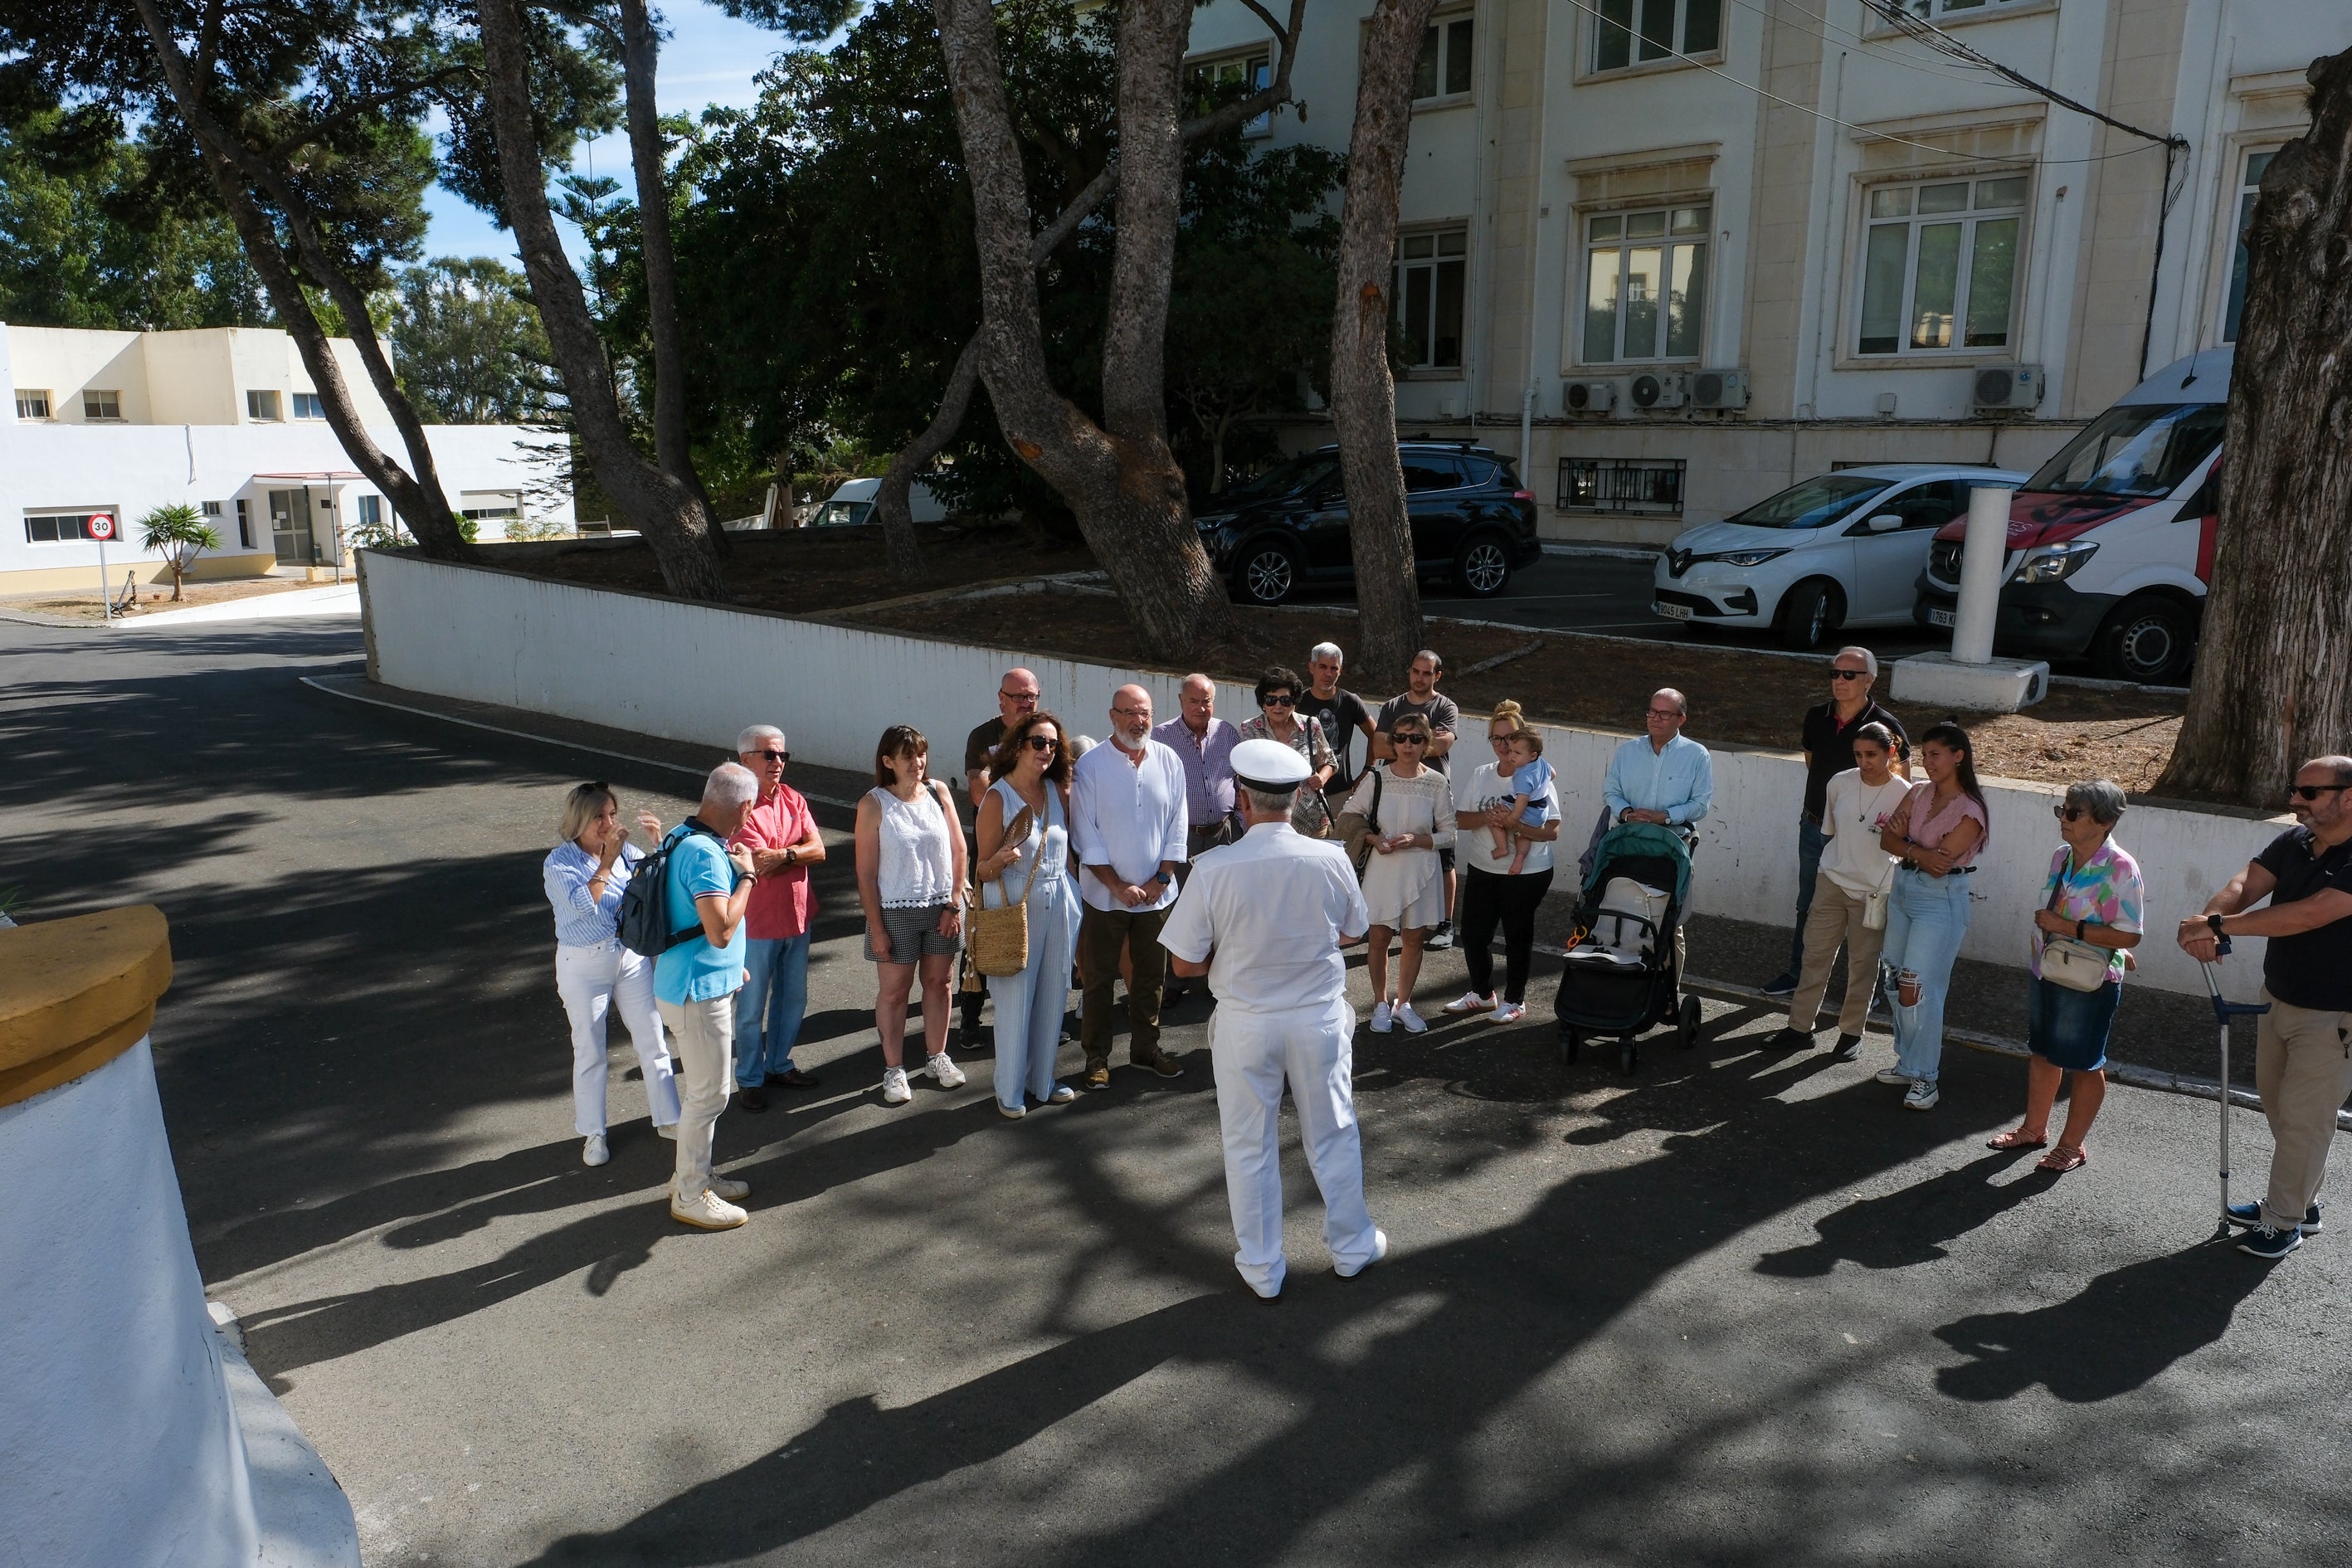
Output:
top-left (1678, 994), bottom-right (1704, 1049)
top-left (1619, 1037), bottom-right (1639, 1074)
top-left (1558, 1026), bottom-right (1582, 1065)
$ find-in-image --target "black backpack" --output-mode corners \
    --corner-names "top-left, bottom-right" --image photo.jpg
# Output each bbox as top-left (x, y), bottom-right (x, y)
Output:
top-left (616, 824), bottom-right (718, 958)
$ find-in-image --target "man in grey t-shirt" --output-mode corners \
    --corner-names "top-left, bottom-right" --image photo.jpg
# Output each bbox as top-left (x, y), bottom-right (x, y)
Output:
top-left (1372, 650), bottom-right (1461, 947)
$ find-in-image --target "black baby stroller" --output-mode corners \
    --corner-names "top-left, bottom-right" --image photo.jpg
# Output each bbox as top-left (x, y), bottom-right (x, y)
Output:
top-left (1554, 822), bottom-right (1702, 1073)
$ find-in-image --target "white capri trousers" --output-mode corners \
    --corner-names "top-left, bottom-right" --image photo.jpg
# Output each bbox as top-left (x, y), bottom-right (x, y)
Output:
top-left (554, 942), bottom-right (682, 1137)
top-left (1210, 995), bottom-right (1384, 1298)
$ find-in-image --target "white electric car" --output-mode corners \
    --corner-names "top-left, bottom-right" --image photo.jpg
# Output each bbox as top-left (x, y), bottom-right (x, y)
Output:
top-left (1650, 463), bottom-right (2030, 650)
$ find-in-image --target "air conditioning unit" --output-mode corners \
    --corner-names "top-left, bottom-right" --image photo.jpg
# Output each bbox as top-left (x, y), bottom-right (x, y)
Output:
top-left (1627, 371), bottom-right (1687, 411)
top-left (1562, 378), bottom-right (1618, 414)
top-left (1972, 364), bottom-right (2044, 412)
top-left (1687, 368), bottom-right (1749, 410)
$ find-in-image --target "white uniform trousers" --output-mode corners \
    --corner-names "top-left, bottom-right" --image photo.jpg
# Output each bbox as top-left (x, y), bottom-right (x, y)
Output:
top-left (1210, 994), bottom-right (1382, 1297)
top-left (554, 942), bottom-right (682, 1137)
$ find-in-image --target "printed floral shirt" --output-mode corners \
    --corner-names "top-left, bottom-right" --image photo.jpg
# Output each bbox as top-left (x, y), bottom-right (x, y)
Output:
top-left (2033, 837), bottom-right (2144, 982)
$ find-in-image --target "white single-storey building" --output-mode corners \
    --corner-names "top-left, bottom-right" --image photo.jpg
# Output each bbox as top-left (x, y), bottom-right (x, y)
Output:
top-left (1, 321), bottom-right (570, 598)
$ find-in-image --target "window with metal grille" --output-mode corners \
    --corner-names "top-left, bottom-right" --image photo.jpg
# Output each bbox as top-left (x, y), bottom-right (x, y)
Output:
top-left (1557, 457), bottom-right (1685, 514)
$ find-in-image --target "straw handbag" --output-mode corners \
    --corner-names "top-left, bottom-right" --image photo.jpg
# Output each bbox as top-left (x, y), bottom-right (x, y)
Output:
top-left (964, 806), bottom-right (1036, 979)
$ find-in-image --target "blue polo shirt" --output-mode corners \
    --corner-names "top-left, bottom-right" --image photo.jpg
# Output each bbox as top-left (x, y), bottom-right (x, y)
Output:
top-left (653, 825), bottom-right (747, 1004)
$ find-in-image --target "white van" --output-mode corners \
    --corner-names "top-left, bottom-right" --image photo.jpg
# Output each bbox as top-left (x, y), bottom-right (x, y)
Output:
top-left (1914, 348), bottom-right (2228, 684)
top-left (810, 477), bottom-right (947, 528)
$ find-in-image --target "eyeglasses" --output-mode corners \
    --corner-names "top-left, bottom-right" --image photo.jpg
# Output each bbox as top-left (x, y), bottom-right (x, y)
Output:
top-left (1023, 735), bottom-right (1059, 752)
top-left (750, 749), bottom-right (788, 762)
top-left (1112, 705), bottom-right (1151, 719)
top-left (1000, 689), bottom-right (1039, 705)
top-left (1263, 694), bottom-right (1295, 708)
top-left (1829, 668), bottom-right (1867, 681)
top-left (1645, 708), bottom-right (1682, 720)
top-left (2291, 783), bottom-right (2351, 801)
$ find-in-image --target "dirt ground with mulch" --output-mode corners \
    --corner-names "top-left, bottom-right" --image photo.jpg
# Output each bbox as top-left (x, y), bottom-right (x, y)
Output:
top-left (477, 523), bottom-right (1095, 616)
top-left (846, 584), bottom-right (2189, 794)
top-left (2, 574), bottom-right (324, 622)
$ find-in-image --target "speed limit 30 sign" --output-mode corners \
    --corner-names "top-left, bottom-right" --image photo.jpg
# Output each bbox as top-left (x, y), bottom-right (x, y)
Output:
top-left (85, 513), bottom-right (115, 541)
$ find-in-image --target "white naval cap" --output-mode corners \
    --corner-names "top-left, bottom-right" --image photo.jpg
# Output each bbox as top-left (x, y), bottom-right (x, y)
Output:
top-left (1232, 737), bottom-right (1312, 792)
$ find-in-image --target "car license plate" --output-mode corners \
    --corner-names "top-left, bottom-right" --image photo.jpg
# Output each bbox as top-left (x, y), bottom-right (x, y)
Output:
top-left (1652, 600), bottom-right (1692, 622)
top-left (1928, 607), bottom-right (1956, 629)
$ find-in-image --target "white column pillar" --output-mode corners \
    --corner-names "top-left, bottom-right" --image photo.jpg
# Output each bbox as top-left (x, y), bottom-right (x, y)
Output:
top-left (1949, 485), bottom-right (2014, 666)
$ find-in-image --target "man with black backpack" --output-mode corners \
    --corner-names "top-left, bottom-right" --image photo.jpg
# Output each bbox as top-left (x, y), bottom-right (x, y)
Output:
top-left (635, 762), bottom-right (762, 1230)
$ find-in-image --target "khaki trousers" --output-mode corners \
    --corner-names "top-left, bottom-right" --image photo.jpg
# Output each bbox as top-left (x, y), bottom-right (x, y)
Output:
top-left (2256, 992), bottom-right (2352, 1233)
top-left (1079, 904), bottom-right (1169, 1068)
top-left (657, 991), bottom-right (736, 1204)
top-left (1786, 871), bottom-right (1887, 1036)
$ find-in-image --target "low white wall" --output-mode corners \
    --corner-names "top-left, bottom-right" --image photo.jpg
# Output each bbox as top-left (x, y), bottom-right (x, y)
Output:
top-left (359, 551), bottom-right (2290, 998)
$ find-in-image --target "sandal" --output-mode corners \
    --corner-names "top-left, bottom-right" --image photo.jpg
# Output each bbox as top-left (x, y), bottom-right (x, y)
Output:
top-left (2037, 1145), bottom-right (2087, 1173)
top-left (1986, 1129), bottom-right (2047, 1152)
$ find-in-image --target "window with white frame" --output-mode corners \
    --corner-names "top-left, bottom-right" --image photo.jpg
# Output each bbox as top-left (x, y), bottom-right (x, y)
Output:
top-left (1189, 51), bottom-right (1272, 136)
top-left (14, 391), bottom-right (51, 420)
top-left (1893, 0), bottom-right (2033, 21)
top-left (2222, 149), bottom-right (2276, 344)
top-left (1590, 0), bottom-right (1722, 75)
top-left (24, 509), bottom-right (115, 543)
top-left (460, 490), bottom-right (521, 520)
top-left (1855, 174), bottom-right (2025, 355)
top-left (83, 389), bottom-right (122, 420)
top-left (1581, 204), bottom-right (1710, 363)
top-left (293, 392), bottom-right (327, 419)
top-left (246, 388), bottom-right (282, 421)
top-left (1395, 229), bottom-right (1468, 371)
top-left (1413, 13), bottom-right (1474, 102)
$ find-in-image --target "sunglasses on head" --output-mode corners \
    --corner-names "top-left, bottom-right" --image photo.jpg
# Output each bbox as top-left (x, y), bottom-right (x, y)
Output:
top-left (2291, 783), bottom-right (2351, 801)
top-left (1023, 735), bottom-right (1059, 752)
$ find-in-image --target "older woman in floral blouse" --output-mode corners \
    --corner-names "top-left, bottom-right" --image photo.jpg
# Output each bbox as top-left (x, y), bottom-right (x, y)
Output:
top-left (1235, 665), bottom-right (1337, 836)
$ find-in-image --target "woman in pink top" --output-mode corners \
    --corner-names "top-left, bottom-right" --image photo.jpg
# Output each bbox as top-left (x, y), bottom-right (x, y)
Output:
top-left (1872, 719), bottom-right (1989, 1112)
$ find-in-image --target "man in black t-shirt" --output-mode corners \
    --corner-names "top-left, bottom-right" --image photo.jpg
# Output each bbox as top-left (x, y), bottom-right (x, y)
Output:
top-left (1305, 641), bottom-right (1376, 806)
top-left (2179, 755), bottom-right (2352, 1259)
top-left (1764, 646), bottom-right (1909, 995)
top-left (957, 667), bottom-right (1042, 1049)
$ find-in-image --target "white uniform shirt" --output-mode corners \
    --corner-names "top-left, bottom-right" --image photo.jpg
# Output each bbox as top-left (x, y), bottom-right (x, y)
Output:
top-left (1070, 734), bottom-right (1190, 913)
top-left (1159, 821), bottom-right (1370, 1014)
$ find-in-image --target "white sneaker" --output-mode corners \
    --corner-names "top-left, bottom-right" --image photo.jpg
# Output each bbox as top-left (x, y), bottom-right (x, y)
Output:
top-left (1370, 1001), bottom-right (1394, 1033)
top-left (670, 1187), bottom-right (747, 1230)
top-left (1395, 1002), bottom-right (1428, 1035)
top-left (1903, 1079), bottom-right (1941, 1112)
top-left (1443, 991), bottom-right (1496, 1015)
top-left (708, 1174), bottom-right (749, 1201)
top-left (1873, 1066), bottom-right (1916, 1086)
top-left (582, 1133), bottom-right (609, 1167)
top-left (925, 1052), bottom-right (968, 1089)
top-left (1490, 1001), bottom-right (1526, 1025)
top-left (1046, 1085), bottom-right (1076, 1104)
top-left (882, 1066), bottom-right (913, 1104)
top-left (997, 1102), bottom-right (1026, 1120)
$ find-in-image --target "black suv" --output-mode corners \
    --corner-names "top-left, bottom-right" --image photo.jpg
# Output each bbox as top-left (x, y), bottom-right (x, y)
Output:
top-left (1194, 442), bottom-right (1542, 606)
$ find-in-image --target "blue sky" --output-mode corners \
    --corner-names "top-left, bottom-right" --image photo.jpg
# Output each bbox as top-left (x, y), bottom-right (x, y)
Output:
top-left (418, 4), bottom-right (801, 265)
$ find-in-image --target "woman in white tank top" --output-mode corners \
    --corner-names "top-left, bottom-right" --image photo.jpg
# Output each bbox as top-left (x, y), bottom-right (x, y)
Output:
top-left (855, 726), bottom-right (969, 1105)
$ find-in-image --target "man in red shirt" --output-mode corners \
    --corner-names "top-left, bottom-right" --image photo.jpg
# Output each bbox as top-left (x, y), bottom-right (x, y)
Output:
top-left (729, 723), bottom-right (828, 1110)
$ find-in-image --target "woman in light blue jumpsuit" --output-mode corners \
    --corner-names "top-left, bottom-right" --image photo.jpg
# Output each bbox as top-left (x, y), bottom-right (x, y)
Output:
top-left (976, 710), bottom-right (1080, 1118)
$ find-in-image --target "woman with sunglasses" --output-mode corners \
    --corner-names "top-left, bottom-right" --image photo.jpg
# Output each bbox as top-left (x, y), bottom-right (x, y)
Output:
top-left (543, 782), bottom-right (682, 1165)
top-left (1235, 665), bottom-right (1338, 836)
top-left (1444, 701), bottom-right (1560, 1025)
top-left (1339, 713), bottom-right (1454, 1034)
top-left (1989, 780), bottom-right (2141, 1171)
top-left (973, 711), bottom-right (1081, 1118)
top-left (1770, 722), bottom-right (1910, 1059)
top-left (1875, 719), bottom-right (1989, 1112)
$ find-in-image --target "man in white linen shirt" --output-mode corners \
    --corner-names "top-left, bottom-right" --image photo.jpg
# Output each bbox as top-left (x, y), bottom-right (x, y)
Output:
top-left (1070, 684), bottom-right (1191, 1089)
top-left (1162, 738), bottom-right (1388, 1303)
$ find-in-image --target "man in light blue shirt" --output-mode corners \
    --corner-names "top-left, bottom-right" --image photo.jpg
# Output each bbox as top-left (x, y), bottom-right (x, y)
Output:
top-left (654, 762), bottom-right (760, 1231)
top-left (1605, 687), bottom-right (1713, 828)
top-left (1071, 684), bottom-right (1190, 1088)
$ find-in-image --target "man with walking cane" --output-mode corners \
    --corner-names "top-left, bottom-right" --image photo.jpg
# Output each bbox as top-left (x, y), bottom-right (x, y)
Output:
top-left (2177, 755), bottom-right (2352, 1260)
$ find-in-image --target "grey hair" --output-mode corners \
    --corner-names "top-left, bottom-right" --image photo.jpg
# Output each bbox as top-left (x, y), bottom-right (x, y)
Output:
top-left (2062, 778), bottom-right (2128, 825)
top-left (1654, 686), bottom-right (1688, 716)
top-left (556, 781), bottom-right (616, 845)
top-left (1834, 645), bottom-right (1878, 679)
top-left (736, 723), bottom-right (784, 754)
top-left (1240, 785), bottom-right (1297, 817)
top-left (704, 761), bottom-right (758, 811)
top-left (1310, 641), bottom-right (1344, 665)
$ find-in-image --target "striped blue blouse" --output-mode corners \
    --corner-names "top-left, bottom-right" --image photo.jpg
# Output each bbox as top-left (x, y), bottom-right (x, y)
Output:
top-left (543, 840), bottom-right (645, 948)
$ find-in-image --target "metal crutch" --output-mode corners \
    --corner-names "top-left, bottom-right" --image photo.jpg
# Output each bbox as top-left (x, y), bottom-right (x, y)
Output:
top-left (2199, 935), bottom-right (2270, 1239)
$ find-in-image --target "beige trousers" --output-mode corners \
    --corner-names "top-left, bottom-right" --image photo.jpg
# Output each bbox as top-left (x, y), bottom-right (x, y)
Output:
top-left (2256, 993), bottom-right (2352, 1233)
top-left (1786, 871), bottom-right (1887, 1036)
top-left (657, 991), bottom-right (736, 1204)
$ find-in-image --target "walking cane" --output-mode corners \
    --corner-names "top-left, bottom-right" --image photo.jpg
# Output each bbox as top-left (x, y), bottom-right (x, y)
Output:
top-left (2199, 934), bottom-right (2270, 1239)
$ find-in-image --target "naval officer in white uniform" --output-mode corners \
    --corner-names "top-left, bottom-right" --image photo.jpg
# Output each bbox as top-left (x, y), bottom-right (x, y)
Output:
top-left (1161, 738), bottom-right (1389, 1301)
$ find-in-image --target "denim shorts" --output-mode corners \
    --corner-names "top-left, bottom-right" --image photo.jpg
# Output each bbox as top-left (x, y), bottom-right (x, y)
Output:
top-left (866, 903), bottom-right (962, 963)
top-left (2027, 975), bottom-right (2119, 1073)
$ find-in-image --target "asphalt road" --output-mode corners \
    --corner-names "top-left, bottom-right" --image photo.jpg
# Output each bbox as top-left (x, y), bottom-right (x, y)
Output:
top-left (4, 614), bottom-right (2345, 1567)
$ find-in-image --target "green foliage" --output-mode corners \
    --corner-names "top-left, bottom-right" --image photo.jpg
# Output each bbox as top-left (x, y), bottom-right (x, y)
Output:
top-left (390, 256), bottom-right (562, 423)
top-left (0, 105), bottom-right (270, 329)
top-left (136, 501), bottom-right (224, 598)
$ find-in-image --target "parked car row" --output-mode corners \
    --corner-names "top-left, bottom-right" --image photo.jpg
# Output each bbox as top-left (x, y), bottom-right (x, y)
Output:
top-left (1648, 347), bottom-right (2229, 683)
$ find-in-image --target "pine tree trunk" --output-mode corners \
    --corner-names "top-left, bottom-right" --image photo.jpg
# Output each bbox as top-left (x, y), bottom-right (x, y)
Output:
top-left (874, 337), bottom-right (987, 577)
top-left (2155, 49), bottom-right (2352, 806)
top-left (477, 0), bottom-right (728, 601)
top-left (1328, 0), bottom-right (1437, 689)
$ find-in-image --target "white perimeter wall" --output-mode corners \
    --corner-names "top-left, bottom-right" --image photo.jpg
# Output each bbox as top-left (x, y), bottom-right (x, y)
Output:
top-left (361, 551), bottom-right (2290, 999)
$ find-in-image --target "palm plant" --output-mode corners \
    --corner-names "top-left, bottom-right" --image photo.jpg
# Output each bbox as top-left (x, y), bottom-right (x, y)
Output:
top-left (135, 503), bottom-right (224, 601)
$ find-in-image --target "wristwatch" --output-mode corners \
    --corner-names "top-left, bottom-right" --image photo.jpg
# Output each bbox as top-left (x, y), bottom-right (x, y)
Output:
top-left (784, 845), bottom-right (797, 866)
top-left (2207, 913), bottom-right (2227, 939)
top-left (1153, 869), bottom-right (1174, 887)
top-left (2074, 918), bottom-right (2087, 941)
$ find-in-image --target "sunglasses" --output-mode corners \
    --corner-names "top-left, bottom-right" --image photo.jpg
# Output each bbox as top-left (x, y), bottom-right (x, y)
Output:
top-left (1829, 668), bottom-right (1867, 680)
top-left (2052, 805), bottom-right (2094, 821)
top-left (1393, 733), bottom-right (1429, 745)
top-left (1023, 735), bottom-right (1059, 752)
top-left (2291, 783), bottom-right (2351, 801)
top-left (1263, 694), bottom-right (1296, 708)
top-left (751, 750), bottom-right (788, 762)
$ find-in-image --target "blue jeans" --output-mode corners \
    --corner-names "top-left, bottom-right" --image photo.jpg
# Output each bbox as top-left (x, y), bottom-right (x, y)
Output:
top-left (733, 934), bottom-right (810, 1088)
top-left (1882, 867), bottom-right (1972, 1083)
top-left (1785, 815), bottom-right (1830, 976)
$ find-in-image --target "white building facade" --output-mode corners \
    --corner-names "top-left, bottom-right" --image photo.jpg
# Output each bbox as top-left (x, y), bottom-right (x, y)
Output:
top-left (1, 323), bottom-right (568, 597)
top-left (1185, 0), bottom-right (2345, 541)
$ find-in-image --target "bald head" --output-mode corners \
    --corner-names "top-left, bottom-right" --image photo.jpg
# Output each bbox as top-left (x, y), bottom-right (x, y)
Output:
top-left (1110, 684), bottom-right (1154, 748)
top-left (2292, 755), bottom-right (2352, 836)
top-left (1643, 687), bottom-right (1688, 750)
top-left (997, 667), bottom-right (1041, 726)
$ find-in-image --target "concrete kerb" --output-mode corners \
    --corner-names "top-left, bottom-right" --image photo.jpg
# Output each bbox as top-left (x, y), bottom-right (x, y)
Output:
top-left (303, 670), bottom-right (2331, 1127)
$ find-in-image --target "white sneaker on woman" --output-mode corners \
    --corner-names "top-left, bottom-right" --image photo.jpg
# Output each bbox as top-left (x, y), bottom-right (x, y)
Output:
top-left (882, 1066), bottom-right (913, 1104)
top-left (1489, 1001), bottom-right (1526, 1025)
top-left (925, 1052), bottom-right (967, 1088)
top-left (1395, 1002), bottom-right (1428, 1035)
top-left (1370, 1001), bottom-right (1394, 1033)
top-left (1444, 991), bottom-right (1496, 1015)
top-left (582, 1133), bottom-right (609, 1167)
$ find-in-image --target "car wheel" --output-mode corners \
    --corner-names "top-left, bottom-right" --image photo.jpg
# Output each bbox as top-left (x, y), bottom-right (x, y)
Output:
top-left (1776, 579), bottom-right (1839, 650)
top-left (2091, 594), bottom-right (2197, 684)
top-left (1234, 538), bottom-right (1303, 606)
top-left (1452, 533), bottom-right (1512, 598)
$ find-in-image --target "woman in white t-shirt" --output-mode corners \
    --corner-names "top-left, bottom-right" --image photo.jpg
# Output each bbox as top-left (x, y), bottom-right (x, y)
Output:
top-left (1773, 723), bottom-right (1911, 1059)
top-left (1441, 702), bottom-right (1561, 1026)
